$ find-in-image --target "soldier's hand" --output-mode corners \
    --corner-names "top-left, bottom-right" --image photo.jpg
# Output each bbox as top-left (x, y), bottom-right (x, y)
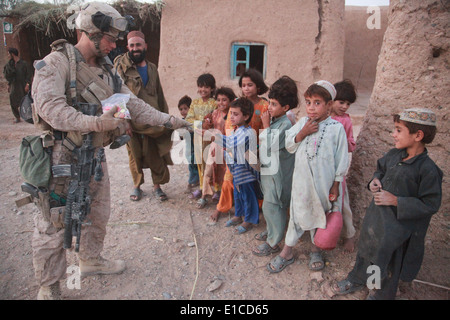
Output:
top-left (97, 106), bottom-right (124, 132)
top-left (116, 119), bottom-right (132, 137)
top-left (102, 106), bottom-right (118, 118)
top-left (169, 116), bottom-right (193, 130)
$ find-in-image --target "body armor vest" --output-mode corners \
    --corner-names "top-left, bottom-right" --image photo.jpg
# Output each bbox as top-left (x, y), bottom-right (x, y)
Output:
top-left (33, 39), bottom-right (123, 147)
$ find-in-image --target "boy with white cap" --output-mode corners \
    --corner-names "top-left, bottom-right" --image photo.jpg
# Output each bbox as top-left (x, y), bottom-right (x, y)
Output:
top-left (332, 108), bottom-right (443, 299)
top-left (266, 80), bottom-right (349, 273)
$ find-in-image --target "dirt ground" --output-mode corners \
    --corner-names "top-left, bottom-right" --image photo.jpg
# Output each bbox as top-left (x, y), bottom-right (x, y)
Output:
top-left (0, 81), bottom-right (448, 301)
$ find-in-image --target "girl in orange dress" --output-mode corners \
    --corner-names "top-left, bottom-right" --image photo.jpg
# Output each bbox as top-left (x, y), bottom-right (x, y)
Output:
top-left (197, 87), bottom-right (236, 209)
top-left (209, 68), bottom-right (269, 223)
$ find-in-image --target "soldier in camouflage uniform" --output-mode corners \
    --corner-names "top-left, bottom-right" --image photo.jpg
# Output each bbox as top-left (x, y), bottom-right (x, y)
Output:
top-left (30, 2), bottom-right (190, 299)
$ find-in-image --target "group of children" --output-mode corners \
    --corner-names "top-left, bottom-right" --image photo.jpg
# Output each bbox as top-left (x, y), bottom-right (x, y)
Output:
top-left (175, 68), bottom-right (443, 300)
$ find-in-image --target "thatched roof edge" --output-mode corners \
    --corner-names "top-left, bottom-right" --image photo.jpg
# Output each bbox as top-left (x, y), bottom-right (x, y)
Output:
top-left (3, 0), bottom-right (164, 37)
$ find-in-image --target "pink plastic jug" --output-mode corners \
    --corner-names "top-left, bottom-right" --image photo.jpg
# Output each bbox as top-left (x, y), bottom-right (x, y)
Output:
top-left (314, 209), bottom-right (343, 250)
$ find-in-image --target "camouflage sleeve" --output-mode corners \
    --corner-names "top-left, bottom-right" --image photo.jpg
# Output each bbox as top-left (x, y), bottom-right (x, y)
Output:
top-left (31, 52), bottom-right (101, 132)
top-left (120, 83), bottom-right (171, 126)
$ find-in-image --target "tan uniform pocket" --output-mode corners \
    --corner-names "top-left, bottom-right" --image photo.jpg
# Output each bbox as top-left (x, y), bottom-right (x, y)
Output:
top-left (36, 190), bottom-right (51, 222)
top-left (50, 206), bottom-right (65, 229)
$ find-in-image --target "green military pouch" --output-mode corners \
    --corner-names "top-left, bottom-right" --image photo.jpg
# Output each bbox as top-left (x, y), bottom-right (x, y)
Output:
top-left (19, 135), bottom-right (51, 189)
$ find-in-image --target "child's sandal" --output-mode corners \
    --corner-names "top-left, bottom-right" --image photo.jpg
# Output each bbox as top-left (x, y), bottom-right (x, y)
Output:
top-left (196, 198), bottom-right (208, 209)
top-left (188, 189), bottom-right (202, 199)
top-left (331, 279), bottom-right (364, 295)
top-left (212, 191), bottom-right (221, 202)
top-left (254, 230), bottom-right (268, 241)
top-left (308, 251), bottom-right (325, 271)
top-left (252, 242), bottom-right (280, 256)
top-left (266, 255), bottom-right (295, 273)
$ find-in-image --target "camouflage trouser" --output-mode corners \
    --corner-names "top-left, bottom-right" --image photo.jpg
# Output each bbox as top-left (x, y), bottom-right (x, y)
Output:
top-left (31, 141), bottom-right (111, 286)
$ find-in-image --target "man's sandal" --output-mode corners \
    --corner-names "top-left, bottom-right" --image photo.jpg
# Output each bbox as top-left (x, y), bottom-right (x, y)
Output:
top-left (130, 188), bottom-right (142, 201)
top-left (266, 255), bottom-right (295, 273)
top-left (154, 187), bottom-right (168, 202)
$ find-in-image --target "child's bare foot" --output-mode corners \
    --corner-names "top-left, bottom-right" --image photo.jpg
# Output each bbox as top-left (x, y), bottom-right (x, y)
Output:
top-left (209, 210), bottom-right (223, 223)
top-left (342, 236), bottom-right (355, 253)
top-left (278, 246), bottom-right (294, 261)
top-left (241, 221), bottom-right (251, 228)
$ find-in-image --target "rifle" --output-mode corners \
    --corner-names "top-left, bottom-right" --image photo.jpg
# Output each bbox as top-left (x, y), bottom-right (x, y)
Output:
top-left (52, 102), bottom-right (105, 252)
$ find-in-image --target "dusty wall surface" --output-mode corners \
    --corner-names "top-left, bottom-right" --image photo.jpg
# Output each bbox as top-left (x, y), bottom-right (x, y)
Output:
top-left (347, 0), bottom-right (450, 221)
top-left (158, 0), bottom-right (345, 114)
top-left (0, 35), bottom-right (6, 72)
top-left (344, 6), bottom-right (388, 92)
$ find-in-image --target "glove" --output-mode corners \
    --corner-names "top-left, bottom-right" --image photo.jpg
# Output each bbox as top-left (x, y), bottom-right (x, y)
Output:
top-left (115, 118), bottom-right (131, 136)
top-left (91, 106), bottom-right (126, 132)
top-left (164, 115), bottom-right (193, 130)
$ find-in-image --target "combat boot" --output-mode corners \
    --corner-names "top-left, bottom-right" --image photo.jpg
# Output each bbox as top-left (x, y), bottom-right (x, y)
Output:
top-left (37, 281), bottom-right (61, 300)
top-left (79, 256), bottom-right (126, 277)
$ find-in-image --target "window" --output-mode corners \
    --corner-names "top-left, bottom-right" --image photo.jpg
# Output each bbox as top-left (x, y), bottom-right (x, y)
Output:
top-left (231, 42), bottom-right (266, 79)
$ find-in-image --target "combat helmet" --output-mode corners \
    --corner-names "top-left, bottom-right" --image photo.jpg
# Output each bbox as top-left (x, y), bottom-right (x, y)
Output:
top-left (67, 1), bottom-right (133, 40)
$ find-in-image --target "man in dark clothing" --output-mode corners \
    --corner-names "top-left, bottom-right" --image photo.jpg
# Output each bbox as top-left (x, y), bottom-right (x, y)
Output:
top-left (3, 47), bottom-right (31, 123)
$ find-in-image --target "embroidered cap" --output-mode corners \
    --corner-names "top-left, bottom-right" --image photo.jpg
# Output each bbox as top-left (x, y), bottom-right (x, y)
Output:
top-left (127, 30), bottom-right (145, 41)
top-left (399, 108), bottom-right (437, 126)
top-left (314, 80), bottom-right (337, 100)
